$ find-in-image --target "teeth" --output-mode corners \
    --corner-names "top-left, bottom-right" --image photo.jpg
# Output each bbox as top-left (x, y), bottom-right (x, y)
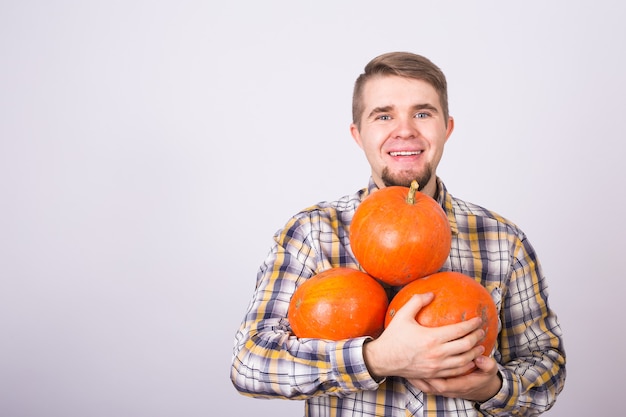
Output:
top-left (390, 151), bottom-right (421, 156)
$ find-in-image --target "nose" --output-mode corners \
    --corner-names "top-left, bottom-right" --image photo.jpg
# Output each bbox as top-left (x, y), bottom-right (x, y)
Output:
top-left (392, 116), bottom-right (418, 139)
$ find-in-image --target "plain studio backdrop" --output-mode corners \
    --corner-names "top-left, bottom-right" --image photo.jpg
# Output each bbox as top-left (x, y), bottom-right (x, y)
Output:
top-left (1, 1), bottom-right (624, 416)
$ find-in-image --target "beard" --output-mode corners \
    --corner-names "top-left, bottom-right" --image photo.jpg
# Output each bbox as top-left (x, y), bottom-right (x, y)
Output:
top-left (381, 165), bottom-right (433, 190)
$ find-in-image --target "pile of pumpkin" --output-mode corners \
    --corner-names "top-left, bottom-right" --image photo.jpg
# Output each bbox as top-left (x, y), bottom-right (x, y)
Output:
top-left (288, 181), bottom-right (497, 357)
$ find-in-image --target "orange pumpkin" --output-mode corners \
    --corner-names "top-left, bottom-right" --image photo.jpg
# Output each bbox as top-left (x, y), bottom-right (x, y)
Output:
top-left (288, 267), bottom-right (389, 340)
top-left (385, 271), bottom-right (498, 359)
top-left (350, 180), bottom-right (452, 286)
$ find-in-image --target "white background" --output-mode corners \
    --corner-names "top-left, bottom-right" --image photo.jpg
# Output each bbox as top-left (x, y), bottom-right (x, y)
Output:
top-left (1, 1), bottom-right (624, 416)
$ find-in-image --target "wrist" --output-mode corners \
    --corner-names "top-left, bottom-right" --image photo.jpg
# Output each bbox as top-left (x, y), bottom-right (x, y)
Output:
top-left (478, 370), bottom-right (503, 403)
top-left (363, 340), bottom-right (385, 382)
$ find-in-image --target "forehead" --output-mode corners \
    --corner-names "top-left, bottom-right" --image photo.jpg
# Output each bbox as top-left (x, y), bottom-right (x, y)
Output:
top-left (361, 75), bottom-right (441, 110)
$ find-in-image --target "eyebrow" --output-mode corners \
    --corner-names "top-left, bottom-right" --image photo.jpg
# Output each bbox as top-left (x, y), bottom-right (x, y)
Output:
top-left (366, 103), bottom-right (439, 120)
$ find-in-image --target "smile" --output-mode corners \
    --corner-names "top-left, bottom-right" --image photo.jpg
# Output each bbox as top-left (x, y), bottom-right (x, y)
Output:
top-left (389, 151), bottom-right (422, 156)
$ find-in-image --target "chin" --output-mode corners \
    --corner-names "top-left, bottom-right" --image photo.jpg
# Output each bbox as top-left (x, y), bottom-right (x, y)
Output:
top-left (382, 178), bottom-right (413, 188)
top-left (382, 170), bottom-right (432, 190)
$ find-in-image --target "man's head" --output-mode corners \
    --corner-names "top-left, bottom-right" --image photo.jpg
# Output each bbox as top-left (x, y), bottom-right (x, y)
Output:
top-left (352, 52), bottom-right (449, 130)
top-left (350, 52), bottom-right (454, 196)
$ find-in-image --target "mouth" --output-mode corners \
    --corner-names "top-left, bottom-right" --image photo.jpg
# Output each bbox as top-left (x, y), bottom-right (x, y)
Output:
top-left (389, 150), bottom-right (423, 157)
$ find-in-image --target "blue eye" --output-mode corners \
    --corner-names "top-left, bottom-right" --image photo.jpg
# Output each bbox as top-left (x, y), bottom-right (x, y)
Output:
top-left (415, 112), bottom-right (429, 119)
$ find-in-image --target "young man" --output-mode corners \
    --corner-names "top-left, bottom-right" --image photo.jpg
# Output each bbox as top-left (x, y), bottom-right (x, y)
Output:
top-left (231, 52), bottom-right (566, 416)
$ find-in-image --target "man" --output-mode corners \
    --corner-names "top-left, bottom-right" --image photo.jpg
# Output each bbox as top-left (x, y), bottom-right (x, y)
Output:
top-left (231, 52), bottom-right (566, 416)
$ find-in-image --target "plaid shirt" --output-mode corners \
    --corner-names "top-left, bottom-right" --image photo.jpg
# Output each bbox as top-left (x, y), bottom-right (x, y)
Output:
top-left (231, 178), bottom-right (566, 416)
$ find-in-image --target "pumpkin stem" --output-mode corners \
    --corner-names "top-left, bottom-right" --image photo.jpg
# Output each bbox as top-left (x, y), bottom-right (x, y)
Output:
top-left (406, 180), bottom-right (419, 204)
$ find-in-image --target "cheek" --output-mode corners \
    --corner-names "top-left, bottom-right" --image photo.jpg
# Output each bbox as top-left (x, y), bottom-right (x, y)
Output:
top-left (365, 142), bottom-right (386, 162)
top-left (429, 133), bottom-right (448, 154)
top-left (357, 135), bottom-right (381, 154)
top-left (429, 144), bottom-right (447, 169)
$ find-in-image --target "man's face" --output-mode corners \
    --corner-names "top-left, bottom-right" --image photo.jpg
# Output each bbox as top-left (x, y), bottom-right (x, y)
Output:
top-left (350, 75), bottom-right (454, 198)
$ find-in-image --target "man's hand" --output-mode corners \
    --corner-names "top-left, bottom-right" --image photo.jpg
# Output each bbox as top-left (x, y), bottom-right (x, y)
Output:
top-left (363, 293), bottom-right (486, 381)
top-left (408, 355), bottom-right (503, 402)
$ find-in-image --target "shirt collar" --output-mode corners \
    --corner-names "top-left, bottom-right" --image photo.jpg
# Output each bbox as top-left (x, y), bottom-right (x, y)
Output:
top-left (435, 177), bottom-right (459, 235)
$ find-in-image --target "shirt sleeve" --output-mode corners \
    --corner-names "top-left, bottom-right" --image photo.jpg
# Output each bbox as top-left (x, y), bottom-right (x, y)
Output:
top-left (230, 214), bottom-right (380, 399)
top-left (478, 235), bottom-right (566, 415)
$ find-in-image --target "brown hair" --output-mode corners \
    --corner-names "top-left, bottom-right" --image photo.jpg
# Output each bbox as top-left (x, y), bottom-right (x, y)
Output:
top-left (352, 52), bottom-right (449, 129)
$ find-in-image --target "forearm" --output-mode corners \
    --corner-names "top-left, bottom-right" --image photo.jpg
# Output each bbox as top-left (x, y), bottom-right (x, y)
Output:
top-left (477, 238), bottom-right (567, 414)
top-left (231, 321), bottom-right (379, 399)
top-left (478, 346), bottom-right (566, 415)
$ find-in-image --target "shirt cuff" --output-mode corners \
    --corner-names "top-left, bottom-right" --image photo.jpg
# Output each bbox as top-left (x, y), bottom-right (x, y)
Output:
top-left (330, 337), bottom-right (381, 392)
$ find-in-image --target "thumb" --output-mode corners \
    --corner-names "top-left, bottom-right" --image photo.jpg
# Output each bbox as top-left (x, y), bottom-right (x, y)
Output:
top-left (391, 293), bottom-right (434, 322)
top-left (474, 354), bottom-right (496, 373)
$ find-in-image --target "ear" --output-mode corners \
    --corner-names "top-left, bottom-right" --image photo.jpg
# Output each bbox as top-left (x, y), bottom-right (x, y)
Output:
top-left (350, 123), bottom-right (364, 149)
top-left (445, 116), bottom-right (455, 142)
